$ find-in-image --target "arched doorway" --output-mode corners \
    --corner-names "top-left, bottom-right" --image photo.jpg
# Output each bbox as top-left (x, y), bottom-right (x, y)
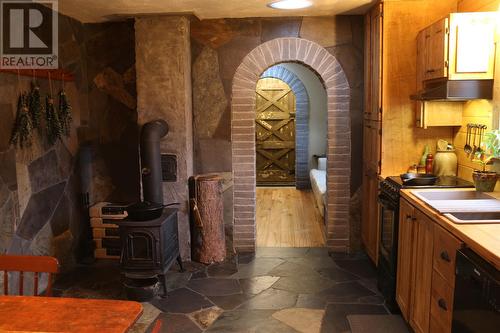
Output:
top-left (260, 65), bottom-right (310, 190)
top-left (231, 37), bottom-right (351, 253)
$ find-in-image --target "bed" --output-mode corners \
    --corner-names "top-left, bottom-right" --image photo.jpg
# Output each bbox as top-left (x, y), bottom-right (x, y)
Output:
top-left (310, 157), bottom-right (327, 217)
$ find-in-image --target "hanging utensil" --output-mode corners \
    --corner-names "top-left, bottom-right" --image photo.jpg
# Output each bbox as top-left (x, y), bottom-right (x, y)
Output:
top-left (464, 124), bottom-right (472, 154)
top-left (477, 125), bottom-right (487, 154)
top-left (471, 125), bottom-right (478, 155)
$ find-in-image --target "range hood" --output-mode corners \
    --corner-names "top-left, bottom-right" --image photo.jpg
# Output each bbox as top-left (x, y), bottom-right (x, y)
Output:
top-left (411, 79), bottom-right (494, 101)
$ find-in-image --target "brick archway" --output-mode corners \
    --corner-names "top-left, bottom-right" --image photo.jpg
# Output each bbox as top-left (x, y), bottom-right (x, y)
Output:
top-left (231, 37), bottom-right (351, 253)
top-left (261, 65), bottom-right (310, 189)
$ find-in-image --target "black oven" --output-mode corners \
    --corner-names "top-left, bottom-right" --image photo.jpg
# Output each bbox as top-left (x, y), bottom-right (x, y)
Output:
top-left (377, 179), bottom-right (401, 312)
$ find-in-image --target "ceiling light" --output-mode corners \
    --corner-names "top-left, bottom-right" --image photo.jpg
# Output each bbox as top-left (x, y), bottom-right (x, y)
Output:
top-left (268, 0), bottom-right (313, 10)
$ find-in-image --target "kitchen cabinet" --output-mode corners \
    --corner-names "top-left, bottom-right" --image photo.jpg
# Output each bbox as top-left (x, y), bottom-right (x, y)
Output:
top-left (361, 2), bottom-right (383, 265)
top-left (395, 198), bottom-right (415, 321)
top-left (410, 209), bottom-right (435, 333)
top-left (396, 197), bottom-right (464, 333)
top-left (417, 12), bottom-right (496, 82)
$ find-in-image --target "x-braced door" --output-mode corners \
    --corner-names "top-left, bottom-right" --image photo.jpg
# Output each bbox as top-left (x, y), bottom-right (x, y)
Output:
top-left (255, 78), bottom-right (296, 185)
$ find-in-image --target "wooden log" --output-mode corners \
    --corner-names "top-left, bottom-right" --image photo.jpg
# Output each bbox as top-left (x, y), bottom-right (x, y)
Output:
top-left (190, 175), bottom-right (226, 264)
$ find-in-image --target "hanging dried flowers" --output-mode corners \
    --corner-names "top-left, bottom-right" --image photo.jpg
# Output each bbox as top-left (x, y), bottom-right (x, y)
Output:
top-left (10, 93), bottom-right (33, 148)
top-left (45, 95), bottom-right (62, 145)
top-left (28, 82), bottom-right (42, 130)
top-left (58, 90), bottom-right (72, 137)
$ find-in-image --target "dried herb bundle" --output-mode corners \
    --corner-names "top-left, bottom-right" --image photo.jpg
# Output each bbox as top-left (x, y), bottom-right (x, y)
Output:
top-left (58, 90), bottom-right (72, 136)
top-left (29, 83), bottom-right (42, 130)
top-left (45, 95), bottom-right (62, 145)
top-left (10, 93), bottom-right (33, 148)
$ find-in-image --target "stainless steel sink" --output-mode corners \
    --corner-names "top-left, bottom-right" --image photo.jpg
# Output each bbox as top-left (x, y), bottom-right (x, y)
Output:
top-left (414, 191), bottom-right (493, 201)
top-left (444, 212), bottom-right (500, 224)
top-left (413, 190), bottom-right (500, 219)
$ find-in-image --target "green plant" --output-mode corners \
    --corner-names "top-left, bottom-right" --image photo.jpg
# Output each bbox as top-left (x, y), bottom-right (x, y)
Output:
top-left (472, 129), bottom-right (500, 172)
top-left (484, 129), bottom-right (500, 158)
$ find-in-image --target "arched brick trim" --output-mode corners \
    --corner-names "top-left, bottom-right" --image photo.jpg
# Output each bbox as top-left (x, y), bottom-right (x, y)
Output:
top-left (261, 65), bottom-right (310, 189)
top-left (231, 37), bottom-right (351, 253)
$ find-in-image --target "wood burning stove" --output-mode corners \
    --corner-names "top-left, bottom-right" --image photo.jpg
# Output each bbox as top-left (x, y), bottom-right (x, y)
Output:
top-left (117, 208), bottom-right (182, 298)
top-left (117, 119), bottom-right (183, 300)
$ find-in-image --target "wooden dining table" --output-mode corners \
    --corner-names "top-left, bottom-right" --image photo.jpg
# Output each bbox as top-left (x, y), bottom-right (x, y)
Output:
top-left (0, 296), bottom-right (143, 333)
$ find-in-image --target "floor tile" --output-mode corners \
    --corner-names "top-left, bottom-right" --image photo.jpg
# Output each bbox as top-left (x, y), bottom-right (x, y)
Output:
top-left (268, 261), bottom-right (323, 277)
top-left (272, 275), bottom-right (335, 294)
top-left (207, 293), bottom-right (255, 310)
top-left (333, 259), bottom-right (377, 279)
top-left (151, 288), bottom-right (213, 313)
top-left (295, 294), bottom-right (327, 309)
top-left (238, 288), bottom-right (297, 310)
top-left (189, 306), bottom-right (224, 329)
top-left (165, 271), bottom-right (192, 291)
top-left (153, 313), bottom-right (202, 333)
top-left (230, 258), bottom-right (284, 279)
top-left (321, 281), bottom-right (376, 303)
top-left (237, 253), bottom-right (256, 264)
top-left (272, 308), bottom-right (325, 333)
top-left (187, 278), bottom-right (241, 296)
top-left (207, 260), bottom-right (238, 277)
top-left (205, 309), bottom-right (300, 333)
top-left (316, 266), bottom-right (360, 283)
top-left (320, 303), bottom-right (388, 333)
top-left (239, 276), bottom-right (280, 295)
top-left (286, 256), bottom-right (337, 270)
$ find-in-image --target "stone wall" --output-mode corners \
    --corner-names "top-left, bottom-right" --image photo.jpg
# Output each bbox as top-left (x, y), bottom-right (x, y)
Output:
top-left (0, 11), bottom-right (138, 271)
top-left (135, 16), bottom-right (193, 260)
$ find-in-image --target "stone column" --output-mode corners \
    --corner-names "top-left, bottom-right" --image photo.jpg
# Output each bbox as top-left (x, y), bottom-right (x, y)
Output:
top-left (135, 16), bottom-right (193, 260)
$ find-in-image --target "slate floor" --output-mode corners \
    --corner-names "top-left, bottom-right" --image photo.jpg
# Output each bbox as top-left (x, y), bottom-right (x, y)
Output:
top-left (53, 248), bottom-right (397, 333)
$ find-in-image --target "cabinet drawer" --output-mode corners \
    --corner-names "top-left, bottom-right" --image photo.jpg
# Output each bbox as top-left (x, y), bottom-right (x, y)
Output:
top-left (430, 271), bottom-right (454, 333)
top-left (433, 224), bottom-right (462, 286)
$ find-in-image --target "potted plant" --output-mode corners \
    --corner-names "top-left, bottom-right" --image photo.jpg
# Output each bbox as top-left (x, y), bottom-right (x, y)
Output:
top-left (472, 129), bottom-right (500, 192)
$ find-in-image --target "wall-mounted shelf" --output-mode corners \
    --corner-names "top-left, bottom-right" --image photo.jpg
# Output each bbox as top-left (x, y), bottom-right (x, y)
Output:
top-left (0, 68), bottom-right (75, 81)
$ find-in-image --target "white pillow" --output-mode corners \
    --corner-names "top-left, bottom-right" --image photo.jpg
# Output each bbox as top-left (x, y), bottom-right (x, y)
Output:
top-left (318, 157), bottom-right (327, 171)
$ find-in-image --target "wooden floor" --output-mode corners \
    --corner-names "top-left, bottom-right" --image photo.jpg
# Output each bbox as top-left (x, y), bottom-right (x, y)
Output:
top-left (256, 187), bottom-right (326, 247)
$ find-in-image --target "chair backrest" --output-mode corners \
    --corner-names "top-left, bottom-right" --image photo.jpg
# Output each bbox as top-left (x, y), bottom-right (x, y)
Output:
top-left (0, 255), bottom-right (59, 296)
top-left (151, 318), bottom-right (163, 333)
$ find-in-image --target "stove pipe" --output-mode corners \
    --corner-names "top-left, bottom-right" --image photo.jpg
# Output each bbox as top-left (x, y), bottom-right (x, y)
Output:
top-left (140, 120), bottom-right (169, 204)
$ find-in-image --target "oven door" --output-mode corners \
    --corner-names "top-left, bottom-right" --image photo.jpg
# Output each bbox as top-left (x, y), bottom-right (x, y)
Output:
top-left (377, 193), bottom-right (399, 268)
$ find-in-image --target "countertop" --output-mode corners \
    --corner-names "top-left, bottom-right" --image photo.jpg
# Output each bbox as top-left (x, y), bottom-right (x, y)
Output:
top-left (401, 188), bottom-right (500, 270)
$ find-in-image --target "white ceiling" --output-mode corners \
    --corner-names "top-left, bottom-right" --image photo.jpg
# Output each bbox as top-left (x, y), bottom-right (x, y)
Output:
top-left (57, 0), bottom-right (376, 23)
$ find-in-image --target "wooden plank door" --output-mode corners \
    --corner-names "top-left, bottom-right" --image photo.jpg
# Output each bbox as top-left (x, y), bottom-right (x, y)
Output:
top-left (255, 78), bottom-right (296, 185)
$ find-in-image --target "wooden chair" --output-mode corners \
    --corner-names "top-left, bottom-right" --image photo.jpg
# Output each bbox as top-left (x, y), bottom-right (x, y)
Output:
top-left (0, 255), bottom-right (59, 296)
top-left (150, 318), bottom-right (163, 333)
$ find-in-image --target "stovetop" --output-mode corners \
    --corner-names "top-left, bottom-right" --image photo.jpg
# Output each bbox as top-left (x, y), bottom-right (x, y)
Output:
top-left (380, 176), bottom-right (474, 203)
top-left (386, 175), bottom-right (474, 190)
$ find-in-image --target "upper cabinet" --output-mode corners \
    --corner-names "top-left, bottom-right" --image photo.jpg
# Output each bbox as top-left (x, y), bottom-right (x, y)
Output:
top-left (417, 12), bottom-right (496, 83)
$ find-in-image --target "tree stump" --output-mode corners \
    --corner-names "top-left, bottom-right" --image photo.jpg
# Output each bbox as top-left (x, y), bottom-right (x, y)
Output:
top-left (190, 175), bottom-right (226, 264)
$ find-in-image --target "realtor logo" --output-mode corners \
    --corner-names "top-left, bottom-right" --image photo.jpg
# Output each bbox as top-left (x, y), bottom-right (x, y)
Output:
top-left (1, 0), bottom-right (58, 69)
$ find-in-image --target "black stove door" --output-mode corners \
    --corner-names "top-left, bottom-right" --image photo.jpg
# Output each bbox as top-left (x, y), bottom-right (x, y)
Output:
top-left (378, 193), bottom-right (399, 267)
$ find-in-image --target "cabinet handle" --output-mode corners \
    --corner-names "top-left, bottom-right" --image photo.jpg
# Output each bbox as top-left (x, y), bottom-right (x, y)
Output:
top-left (427, 69), bottom-right (436, 73)
top-left (440, 251), bottom-right (451, 262)
top-left (438, 298), bottom-right (448, 311)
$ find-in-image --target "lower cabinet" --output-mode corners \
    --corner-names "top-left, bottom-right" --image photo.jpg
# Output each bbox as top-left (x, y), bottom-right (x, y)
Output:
top-left (396, 198), bottom-right (463, 333)
top-left (396, 198), bottom-right (415, 320)
top-left (409, 209), bottom-right (435, 333)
